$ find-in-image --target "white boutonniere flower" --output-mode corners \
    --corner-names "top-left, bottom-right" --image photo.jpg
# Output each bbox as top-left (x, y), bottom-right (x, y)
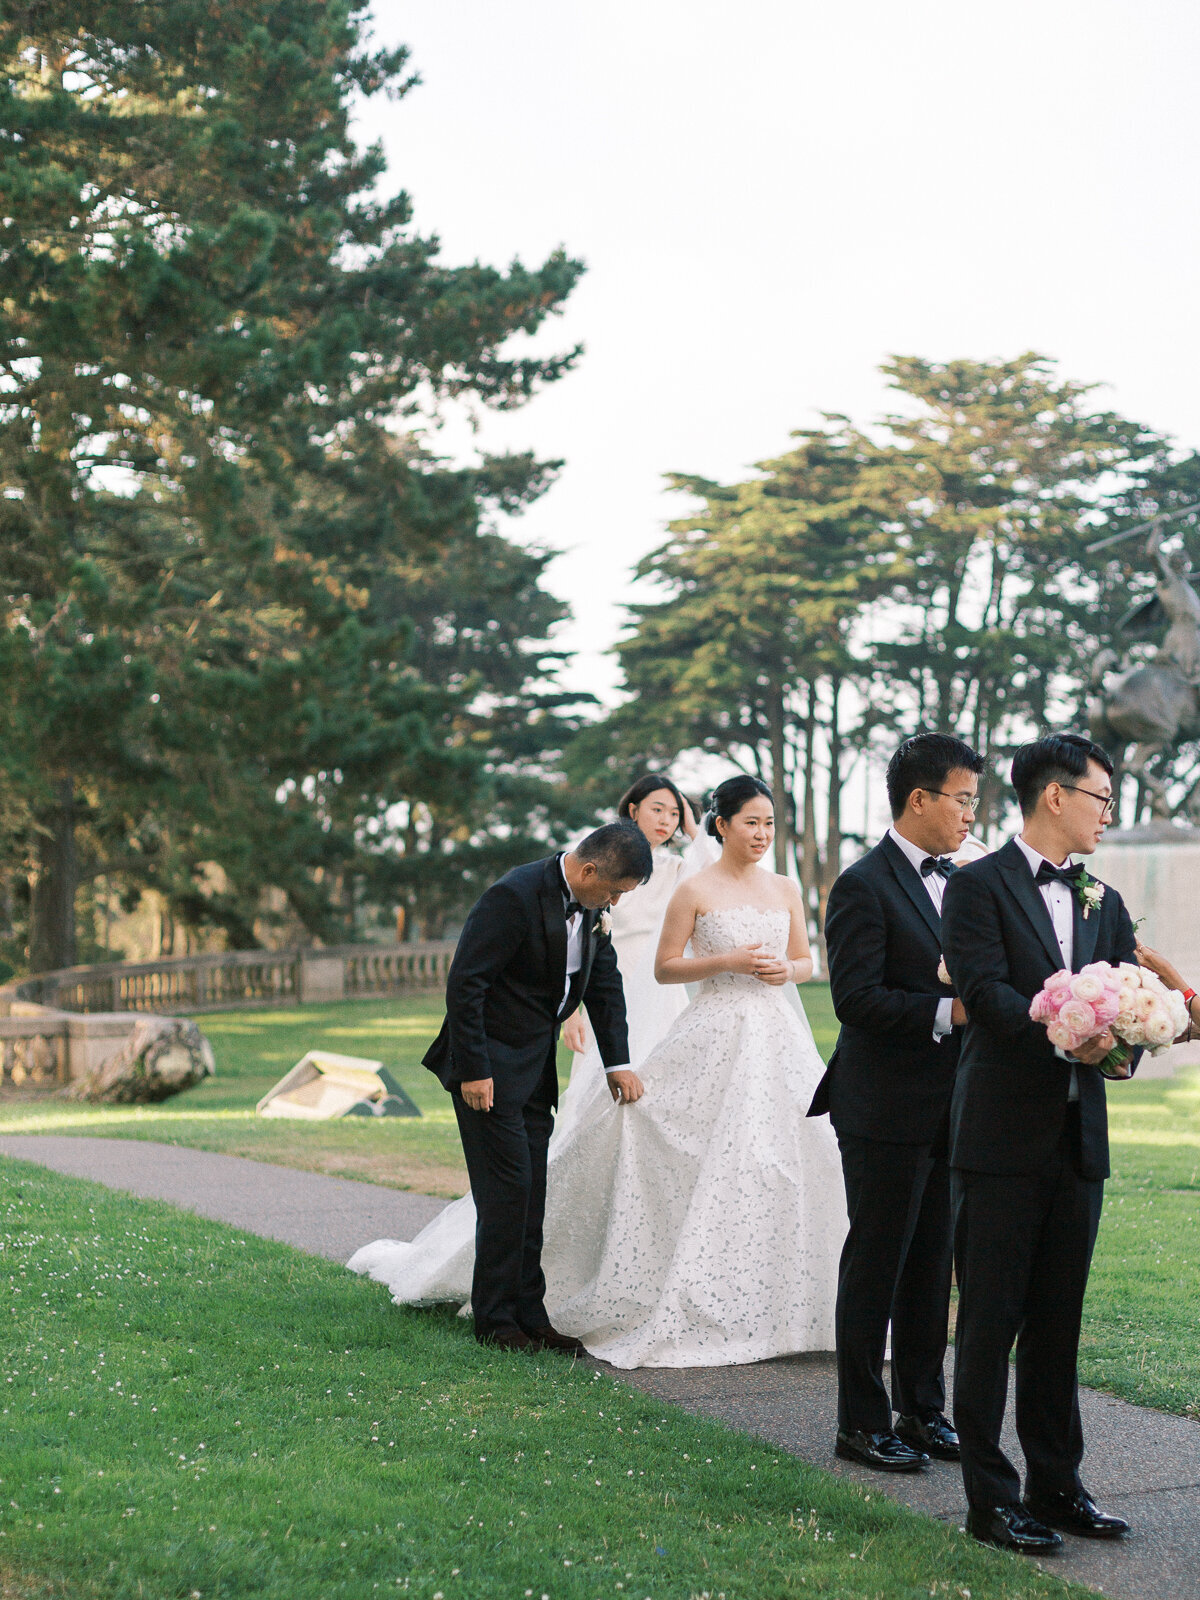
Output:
top-left (1076, 871), bottom-right (1105, 921)
top-left (597, 909), bottom-right (612, 937)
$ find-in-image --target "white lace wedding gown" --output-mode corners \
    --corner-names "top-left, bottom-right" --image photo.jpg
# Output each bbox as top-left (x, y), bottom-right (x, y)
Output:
top-left (541, 905), bottom-right (844, 1367)
top-left (346, 846), bottom-right (690, 1306)
top-left (350, 896), bottom-right (845, 1369)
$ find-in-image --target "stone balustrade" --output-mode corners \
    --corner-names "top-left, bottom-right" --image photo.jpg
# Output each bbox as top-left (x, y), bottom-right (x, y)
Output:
top-left (1, 941), bottom-right (456, 1018)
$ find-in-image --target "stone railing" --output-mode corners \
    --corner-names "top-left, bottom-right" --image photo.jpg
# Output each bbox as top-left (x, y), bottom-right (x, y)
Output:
top-left (2, 941), bottom-right (456, 1017)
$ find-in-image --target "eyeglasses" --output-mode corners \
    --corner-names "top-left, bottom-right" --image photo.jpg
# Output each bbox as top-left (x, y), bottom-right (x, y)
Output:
top-left (1059, 783), bottom-right (1116, 821)
top-left (924, 789), bottom-right (980, 816)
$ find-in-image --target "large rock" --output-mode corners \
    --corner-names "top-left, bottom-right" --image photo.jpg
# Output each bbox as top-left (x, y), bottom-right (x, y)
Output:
top-left (62, 1016), bottom-right (215, 1104)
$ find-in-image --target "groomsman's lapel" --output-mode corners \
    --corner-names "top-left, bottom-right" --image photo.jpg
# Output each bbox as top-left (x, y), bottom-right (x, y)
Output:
top-left (540, 858), bottom-right (569, 991)
top-left (995, 838), bottom-right (1065, 971)
top-left (1072, 885), bottom-right (1101, 970)
top-left (879, 833), bottom-right (942, 942)
top-left (578, 908), bottom-right (601, 989)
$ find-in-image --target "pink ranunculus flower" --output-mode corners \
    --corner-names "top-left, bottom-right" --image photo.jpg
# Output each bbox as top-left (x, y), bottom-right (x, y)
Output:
top-left (1047, 1019), bottom-right (1084, 1052)
top-left (1069, 973), bottom-right (1107, 1004)
top-left (1057, 999), bottom-right (1098, 1038)
top-left (1133, 991), bottom-right (1157, 1022)
top-left (1044, 969), bottom-right (1074, 994)
top-left (1029, 990), bottom-right (1058, 1022)
top-left (1090, 991), bottom-right (1120, 1027)
top-left (1144, 1007), bottom-right (1177, 1048)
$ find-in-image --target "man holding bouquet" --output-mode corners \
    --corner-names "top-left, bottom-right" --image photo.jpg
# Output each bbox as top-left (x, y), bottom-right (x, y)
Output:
top-left (941, 733), bottom-right (1134, 1554)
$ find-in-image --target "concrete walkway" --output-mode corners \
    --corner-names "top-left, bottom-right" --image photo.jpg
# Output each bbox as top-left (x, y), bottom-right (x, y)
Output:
top-left (3, 1135), bottom-right (1197, 1600)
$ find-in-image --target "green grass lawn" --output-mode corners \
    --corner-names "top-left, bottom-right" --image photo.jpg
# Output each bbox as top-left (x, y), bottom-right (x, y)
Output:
top-left (1078, 1066), bottom-right (1200, 1417)
top-left (0, 987), bottom-right (842, 1200)
top-left (2, 987), bottom-right (1196, 1420)
top-left (0, 1159), bottom-right (1089, 1600)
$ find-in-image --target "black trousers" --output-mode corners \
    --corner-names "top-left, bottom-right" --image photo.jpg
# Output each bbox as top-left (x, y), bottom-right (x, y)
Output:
top-left (834, 1131), bottom-right (953, 1435)
top-left (453, 1049), bottom-right (557, 1340)
top-left (951, 1109), bottom-right (1104, 1510)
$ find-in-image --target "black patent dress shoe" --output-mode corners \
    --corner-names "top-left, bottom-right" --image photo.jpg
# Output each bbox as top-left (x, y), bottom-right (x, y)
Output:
top-left (521, 1323), bottom-right (587, 1357)
top-left (965, 1504), bottom-right (1063, 1554)
top-left (475, 1326), bottom-right (535, 1352)
top-left (1023, 1488), bottom-right (1130, 1539)
top-left (895, 1412), bottom-right (960, 1461)
top-left (835, 1429), bottom-right (929, 1472)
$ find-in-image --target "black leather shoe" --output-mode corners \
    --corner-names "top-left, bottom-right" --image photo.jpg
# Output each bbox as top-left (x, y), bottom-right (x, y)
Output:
top-left (966, 1504), bottom-right (1064, 1554)
top-left (476, 1326), bottom-right (535, 1352)
top-left (1023, 1488), bottom-right (1129, 1539)
top-left (895, 1412), bottom-right (960, 1461)
top-left (835, 1429), bottom-right (929, 1472)
top-left (521, 1323), bottom-right (587, 1357)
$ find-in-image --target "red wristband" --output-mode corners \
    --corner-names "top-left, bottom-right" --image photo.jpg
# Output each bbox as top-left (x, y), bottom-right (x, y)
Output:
top-left (1183, 987), bottom-right (1197, 1006)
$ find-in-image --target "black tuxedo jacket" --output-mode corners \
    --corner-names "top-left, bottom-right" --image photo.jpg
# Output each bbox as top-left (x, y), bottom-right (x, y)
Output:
top-left (940, 838), bottom-right (1137, 1182)
top-left (423, 855), bottom-right (629, 1102)
top-left (809, 834), bottom-right (960, 1143)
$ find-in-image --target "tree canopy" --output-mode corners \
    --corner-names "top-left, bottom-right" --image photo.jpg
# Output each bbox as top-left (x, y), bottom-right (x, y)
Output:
top-left (1, 1), bottom-right (586, 970)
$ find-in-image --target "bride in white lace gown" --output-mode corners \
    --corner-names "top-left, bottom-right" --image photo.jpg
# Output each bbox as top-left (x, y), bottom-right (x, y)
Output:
top-left (347, 774), bottom-right (697, 1307)
top-left (541, 774), bottom-right (845, 1367)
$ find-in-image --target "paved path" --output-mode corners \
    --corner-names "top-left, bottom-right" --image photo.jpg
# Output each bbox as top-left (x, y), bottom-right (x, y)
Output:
top-left (0, 1135), bottom-right (446, 1262)
top-left (3, 1135), bottom-right (1197, 1600)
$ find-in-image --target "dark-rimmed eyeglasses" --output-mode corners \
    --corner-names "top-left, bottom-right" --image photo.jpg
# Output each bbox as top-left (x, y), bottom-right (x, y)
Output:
top-left (923, 789), bottom-right (980, 816)
top-left (1059, 783), bottom-right (1116, 821)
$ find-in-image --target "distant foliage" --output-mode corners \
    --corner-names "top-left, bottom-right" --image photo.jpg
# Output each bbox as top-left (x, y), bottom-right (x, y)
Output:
top-left (597, 353), bottom-right (1182, 928)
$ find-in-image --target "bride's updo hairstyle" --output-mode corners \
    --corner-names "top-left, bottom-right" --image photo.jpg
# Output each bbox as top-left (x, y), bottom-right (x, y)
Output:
top-left (704, 775), bottom-right (774, 841)
top-left (617, 772), bottom-right (695, 836)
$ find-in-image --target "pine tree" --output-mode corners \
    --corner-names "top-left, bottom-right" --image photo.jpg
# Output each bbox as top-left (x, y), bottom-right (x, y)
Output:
top-left (0, 2), bottom-right (583, 968)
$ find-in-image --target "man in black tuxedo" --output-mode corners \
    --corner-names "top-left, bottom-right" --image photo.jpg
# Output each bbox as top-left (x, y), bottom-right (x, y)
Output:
top-left (425, 822), bottom-right (653, 1353)
top-left (811, 733), bottom-right (983, 1473)
top-left (942, 733), bottom-right (1134, 1554)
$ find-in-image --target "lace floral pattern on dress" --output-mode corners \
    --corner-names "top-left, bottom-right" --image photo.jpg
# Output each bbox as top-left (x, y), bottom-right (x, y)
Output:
top-left (541, 905), bottom-right (846, 1368)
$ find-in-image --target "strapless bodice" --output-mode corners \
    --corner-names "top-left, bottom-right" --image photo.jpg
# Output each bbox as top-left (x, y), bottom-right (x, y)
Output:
top-left (692, 905), bottom-right (792, 997)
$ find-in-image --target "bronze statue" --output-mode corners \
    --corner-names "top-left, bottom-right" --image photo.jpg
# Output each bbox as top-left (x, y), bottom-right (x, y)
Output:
top-left (1089, 516), bottom-right (1200, 819)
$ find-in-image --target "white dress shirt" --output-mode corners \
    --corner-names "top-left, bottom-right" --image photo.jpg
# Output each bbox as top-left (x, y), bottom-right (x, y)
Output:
top-left (1014, 835), bottom-right (1080, 1100)
top-left (887, 828), bottom-right (956, 1040)
top-left (557, 855), bottom-right (584, 1016)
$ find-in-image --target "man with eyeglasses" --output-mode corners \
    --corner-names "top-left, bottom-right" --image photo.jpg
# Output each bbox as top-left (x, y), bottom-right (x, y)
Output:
top-left (811, 732), bottom-right (984, 1475)
top-left (942, 732), bottom-right (1136, 1554)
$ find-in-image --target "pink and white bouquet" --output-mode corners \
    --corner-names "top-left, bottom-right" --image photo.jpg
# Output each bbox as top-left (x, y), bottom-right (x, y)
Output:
top-left (1029, 961), bottom-right (1188, 1076)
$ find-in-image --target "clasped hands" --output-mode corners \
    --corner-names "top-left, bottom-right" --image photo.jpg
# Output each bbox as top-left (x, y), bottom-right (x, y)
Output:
top-left (728, 942), bottom-right (792, 986)
top-left (1066, 1027), bottom-right (1131, 1077)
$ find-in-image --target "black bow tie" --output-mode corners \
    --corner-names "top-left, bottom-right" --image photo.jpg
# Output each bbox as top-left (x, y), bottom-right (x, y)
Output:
top-left (1035, 860), bottom-right (1084, 888)
top-left (564, 899), bottom-right (584, 919)
top-left (920, 856), bottom-right (956, 879)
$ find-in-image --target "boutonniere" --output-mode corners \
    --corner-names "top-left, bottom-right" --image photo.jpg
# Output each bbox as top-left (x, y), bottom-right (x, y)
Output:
top-left (1076, 870), bottom-right (1105, 921)
top-left (596, 909), bottom-right (612, 937)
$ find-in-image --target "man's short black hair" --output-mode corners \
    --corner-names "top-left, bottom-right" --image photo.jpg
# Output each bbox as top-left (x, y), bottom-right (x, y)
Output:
top-left (1010, 733), bottom-right (1115, 818)
top-left (572, 821), bottom-right (654, 884)
top-left (886, 733), bottom-right (985, 820)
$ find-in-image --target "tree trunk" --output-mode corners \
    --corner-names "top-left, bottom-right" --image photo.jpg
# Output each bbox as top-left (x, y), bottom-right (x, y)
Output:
top-left (819, 674), bottom-right (844, 936)
top-left (766, 681), bottom-right (790, 876)
top-left (29, 777), bottom-right (79, 973)
top-left (799, 683), bottom-right (820, 928)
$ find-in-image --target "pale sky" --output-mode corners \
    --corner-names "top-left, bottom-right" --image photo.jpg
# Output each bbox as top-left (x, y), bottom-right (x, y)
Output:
top-left (359, 0), bottom-right (1200, 701)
